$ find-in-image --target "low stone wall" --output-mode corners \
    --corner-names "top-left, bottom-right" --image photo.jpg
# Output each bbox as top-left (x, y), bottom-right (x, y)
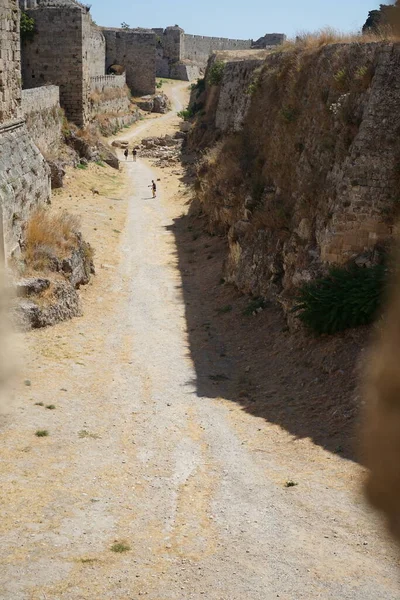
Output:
top-left (0, 120), bottom-right (51, 257)
top-left (21, 86), bottom-right (63, 155)
top-left (89, 81), bottom-right (131, 120)
top-left (91, 74), bottom-right (126, 92)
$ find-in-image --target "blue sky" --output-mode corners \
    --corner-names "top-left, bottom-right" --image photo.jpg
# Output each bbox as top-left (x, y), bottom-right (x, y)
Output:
top-left (90, 1), bottom-right (386, 39)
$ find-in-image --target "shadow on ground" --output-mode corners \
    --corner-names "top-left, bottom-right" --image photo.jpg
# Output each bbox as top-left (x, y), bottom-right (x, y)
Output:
top-left (167, 206), bottom-right (369, 463)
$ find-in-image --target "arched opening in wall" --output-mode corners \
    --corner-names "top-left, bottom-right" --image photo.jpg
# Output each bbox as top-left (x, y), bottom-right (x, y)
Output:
top-left (107, 64), bottom-right (126, 76)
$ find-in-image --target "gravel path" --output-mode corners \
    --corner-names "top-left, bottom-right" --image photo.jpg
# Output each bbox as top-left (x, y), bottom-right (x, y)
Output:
top-left (0, 83), bottom-right (399, 600)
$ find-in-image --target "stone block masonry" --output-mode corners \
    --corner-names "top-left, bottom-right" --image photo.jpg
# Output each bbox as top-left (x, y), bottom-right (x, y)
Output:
top-left (0, 0), bottom-right (22, 122)
top-left (0, 0), bottom-right (51, 258)
top-left (91, 74), bottom-right (126, 93)
top-left (21, 0), bottom-right (109, 125)
top-left (89, 74), bottom-right (131, 121)
top-left (88, 26), bottom-right (106, 78)
top-left (102, 28), bottom-right (156, 96)
top-left (154, 26), bottom-right (285, 79)
top-left (21, 85), bottom-right (62, 154)
top-left (183, 34), bottom-right (252, 65)
top-left (0, 120), bottom-right (51, 257)
top-left (22, 5), bottom-right (91, 126)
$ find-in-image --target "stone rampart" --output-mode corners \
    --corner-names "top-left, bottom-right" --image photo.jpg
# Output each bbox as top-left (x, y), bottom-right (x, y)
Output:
top-left (22, 5), bottom-right (90, 126)
top-left (102, 28), bottom-right (156, 96)
top-left (154, 27), bottom-right (284, 79)
top-left (0, 0), bottom-right (22, 122)
top-left (21, 85), bottom-right (62, 154)
top-left (88, 25), bottom-right (106, 78)
top-left (183, 34), bottom-right (252, 64)
top-left (0, 0), bottom-right (51, 258)
top-left (0, 121), bottom-right (51, 256)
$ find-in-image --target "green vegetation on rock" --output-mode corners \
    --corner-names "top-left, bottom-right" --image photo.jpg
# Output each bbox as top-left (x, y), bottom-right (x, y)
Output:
top-left (293, 264), bottom-right (387, 335)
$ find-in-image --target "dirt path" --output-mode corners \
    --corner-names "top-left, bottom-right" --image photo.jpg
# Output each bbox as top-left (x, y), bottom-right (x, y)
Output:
top-left (0, 82), bottom-right (399, 600)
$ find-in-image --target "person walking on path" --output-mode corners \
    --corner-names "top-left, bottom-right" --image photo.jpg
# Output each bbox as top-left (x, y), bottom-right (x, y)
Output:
top-left (149, 180), bottom-right (157, 198)
top-left (132, 148), bottom-right (137, 162)
top-left (124, 148), bottom-right (129, 160)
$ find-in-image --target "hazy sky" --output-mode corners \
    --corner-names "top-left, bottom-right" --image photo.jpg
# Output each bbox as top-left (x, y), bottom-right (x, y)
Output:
top-left (90, 0), bottom-right (385, 39)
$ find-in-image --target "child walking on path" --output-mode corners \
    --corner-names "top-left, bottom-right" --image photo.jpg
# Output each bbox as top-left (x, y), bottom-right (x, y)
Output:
top-left (149, 180), bottom-right (157, 198)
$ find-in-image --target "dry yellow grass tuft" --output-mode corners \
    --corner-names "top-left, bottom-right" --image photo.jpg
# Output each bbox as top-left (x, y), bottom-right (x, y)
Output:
top-left (278, 26), bottom-right (400, 52)
top-left (24, 208), bottom-right (81, 271)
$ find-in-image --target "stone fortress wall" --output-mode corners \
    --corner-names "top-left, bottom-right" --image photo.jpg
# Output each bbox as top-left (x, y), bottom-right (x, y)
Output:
top-left (21, 85), bottom-right (62, 154)
top-left (154, 26), bottom-right (286, 80)
top-left (19, 1), bottom-right (285, 121)
top-left (88, 25), bottom-right (106, 78)
top-left (21, 1), bottom-right (93, 126)
top-left (183, 34), bottom-right (252, 64)
top-left (102, 28), bottom-right (156, 97)
top-left (0, 0), bottom-right (51, 258)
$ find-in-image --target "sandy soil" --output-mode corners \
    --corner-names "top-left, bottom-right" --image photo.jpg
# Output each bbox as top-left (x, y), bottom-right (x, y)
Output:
top-left (0, 81), bottom-right (399, 600)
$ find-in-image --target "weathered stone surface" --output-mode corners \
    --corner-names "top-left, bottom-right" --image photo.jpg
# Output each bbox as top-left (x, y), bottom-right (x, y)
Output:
top-left (137, 96), bottom-right (155, 112)
top-left (21, 86), bottom-right (63, 155)
top-left (102, 28), bottom-right (156, 96)
top-left (152, 93), bottom-right (171, 114)
top-left (61, 238), bottom-right (93, 288)
top-left (192, 42), bottom-right (400, 322)
top-left (16, 278), bottom-right (51, 297)
top-left (16, 281), bottom-right (81, 330)
top-left (0, 1), bottom-right (52, 259)
top-left (155, 26), bottom-right (284, 79)
top-left (180, 121), bottom-right (192, 133)
top-left (112, 140), bottom-right (129, 148)
top-left (47, 159), bottom-right (66, 188)
top-left (98, 144), bottom-right (119, 170)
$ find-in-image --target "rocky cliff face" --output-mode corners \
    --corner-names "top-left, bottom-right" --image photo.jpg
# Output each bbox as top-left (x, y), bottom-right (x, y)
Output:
top-left (189, 42), bottom-right (400, 318)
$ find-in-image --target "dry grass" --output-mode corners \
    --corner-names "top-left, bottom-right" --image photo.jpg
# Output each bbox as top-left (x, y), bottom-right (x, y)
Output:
top-left (23, 208), bottom-right (80, 272)
top-left (89, 85), bottom-right (130, 105)
top-left (278, 26), bottom-right (400, 53)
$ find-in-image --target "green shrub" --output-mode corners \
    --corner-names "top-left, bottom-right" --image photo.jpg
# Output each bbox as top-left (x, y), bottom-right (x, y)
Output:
top-left (207, 61), bottom-right (225, 86)
top-left (293, 264), bottom-right (387, 335)
top-left (178, 102), bottom-right (203, 120)
top-left (192, 77), bottom-right (206, 96)
top-left (333, 68), bottom-right (347, 91)
top-left (178, 108), bottom-right (193, 120)
top-left (21, 12), bottom-right (35, 42)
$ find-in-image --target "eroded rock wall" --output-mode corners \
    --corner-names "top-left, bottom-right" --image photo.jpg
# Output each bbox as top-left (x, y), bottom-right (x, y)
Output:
top-left (191, 43), bottom-right (400, 314)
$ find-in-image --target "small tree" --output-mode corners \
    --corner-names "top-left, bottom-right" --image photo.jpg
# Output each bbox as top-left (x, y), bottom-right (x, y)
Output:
top-left (207, 61), bottom-right (225, 86)
top-left (362, 2), bottom-right (400, 33)
top-left (20, 12), bottom-right (35, 42)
